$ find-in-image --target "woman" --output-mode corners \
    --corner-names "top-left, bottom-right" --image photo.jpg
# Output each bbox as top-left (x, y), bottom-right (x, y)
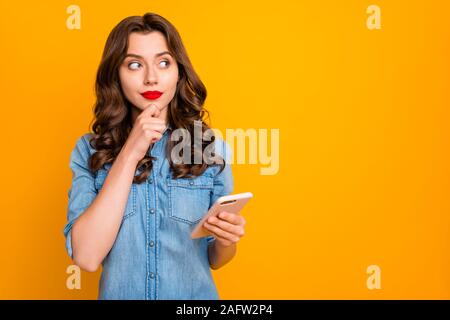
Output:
top-left (63, 12), bottom-right (246, 300)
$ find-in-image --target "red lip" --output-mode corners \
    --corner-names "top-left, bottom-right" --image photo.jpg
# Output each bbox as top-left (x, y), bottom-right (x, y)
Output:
top-left (141, 91), bottom-right (163, 100)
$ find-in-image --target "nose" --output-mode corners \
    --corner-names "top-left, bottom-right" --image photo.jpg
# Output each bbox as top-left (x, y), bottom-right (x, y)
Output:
top-left (144, 66), bottom-right (158, 85)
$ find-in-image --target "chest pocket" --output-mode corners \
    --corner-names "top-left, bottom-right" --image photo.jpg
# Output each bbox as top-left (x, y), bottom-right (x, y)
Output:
top-left (94, 170), bottom-right (137, 221)
top-left (167, 174), bottom-right (214, 225)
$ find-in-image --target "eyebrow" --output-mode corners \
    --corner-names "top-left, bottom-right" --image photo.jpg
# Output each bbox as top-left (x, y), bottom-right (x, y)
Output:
top-left (124, 51), bottom-right (173, 60)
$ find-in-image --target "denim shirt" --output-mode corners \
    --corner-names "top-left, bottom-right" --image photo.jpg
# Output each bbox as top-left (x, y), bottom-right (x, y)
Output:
top-left (63, 127), bottom-right (234, 300)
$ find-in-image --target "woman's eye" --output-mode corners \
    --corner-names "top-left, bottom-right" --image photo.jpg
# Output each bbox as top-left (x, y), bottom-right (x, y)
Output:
top-left (159, 60), bottom-right (170, 68)
top-left (128, 62), bottom-right (141, 70)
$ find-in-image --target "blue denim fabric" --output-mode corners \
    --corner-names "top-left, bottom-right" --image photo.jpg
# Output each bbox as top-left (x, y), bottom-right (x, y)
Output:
top-left (63, 128), bottom-right (234, 299)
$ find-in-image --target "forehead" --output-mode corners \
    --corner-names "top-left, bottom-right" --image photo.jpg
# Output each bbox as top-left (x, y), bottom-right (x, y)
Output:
top-left (127, 31), bottom-right (169, 56)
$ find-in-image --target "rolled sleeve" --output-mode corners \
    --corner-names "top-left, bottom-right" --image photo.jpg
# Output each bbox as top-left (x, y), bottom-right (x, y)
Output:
top-left (63, 134), bottom-right (97, 259)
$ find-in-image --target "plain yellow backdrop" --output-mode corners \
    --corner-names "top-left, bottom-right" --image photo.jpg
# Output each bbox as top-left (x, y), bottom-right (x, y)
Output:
top-left (0, 0), bottom-right (449, 299)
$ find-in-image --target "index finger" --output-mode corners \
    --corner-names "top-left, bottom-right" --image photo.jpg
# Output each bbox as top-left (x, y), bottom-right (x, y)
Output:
top-left (218, 211), bottom-right (243, 225)
top-left (140, 103), bottom-right (161, 118)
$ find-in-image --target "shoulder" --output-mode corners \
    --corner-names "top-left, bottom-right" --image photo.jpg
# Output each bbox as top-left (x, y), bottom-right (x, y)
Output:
top-left (205, 136), bottom-right (233, 180)
top-left (210, 136), bottom-right (232, 163)
top-left (71, 132), bottom-right (97, 161)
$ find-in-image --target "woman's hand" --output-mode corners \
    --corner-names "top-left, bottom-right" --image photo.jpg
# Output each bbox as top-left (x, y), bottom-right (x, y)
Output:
top-left (121, 104), bottom-right (167, 164)
top-left (203, 211), bottom-right (246, 247)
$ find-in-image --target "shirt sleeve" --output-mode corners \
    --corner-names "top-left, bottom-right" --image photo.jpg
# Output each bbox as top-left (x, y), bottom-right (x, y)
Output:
top-left (207, 139), bottom-right (234, 244)
top-left (63, 135), bottom-right (97, 259)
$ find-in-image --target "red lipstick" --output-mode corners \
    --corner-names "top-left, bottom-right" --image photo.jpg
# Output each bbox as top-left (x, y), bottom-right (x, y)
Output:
top-left (141, 91), bottom-right (163, 100)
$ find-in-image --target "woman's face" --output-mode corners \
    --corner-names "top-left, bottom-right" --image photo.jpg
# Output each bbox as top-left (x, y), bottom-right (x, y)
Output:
top-left (119, 31), bottom-right (179, 124)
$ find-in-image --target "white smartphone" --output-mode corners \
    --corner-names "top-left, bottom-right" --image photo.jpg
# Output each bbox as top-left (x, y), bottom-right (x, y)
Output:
top-left (191, 192), bottom-right (253, 239)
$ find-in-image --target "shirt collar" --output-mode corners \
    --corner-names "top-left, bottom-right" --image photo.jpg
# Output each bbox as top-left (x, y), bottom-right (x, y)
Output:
top-left (163, 124), bottom-right (173, 137)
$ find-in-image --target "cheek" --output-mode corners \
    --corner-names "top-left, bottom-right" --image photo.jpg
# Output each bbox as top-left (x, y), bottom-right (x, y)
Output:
top-left (161, 71), bottom-right (179, 98)
top-left (119, 72), bottom-right (141, 95)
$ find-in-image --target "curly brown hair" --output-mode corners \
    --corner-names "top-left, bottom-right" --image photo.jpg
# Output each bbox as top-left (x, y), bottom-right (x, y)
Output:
top-left (87, 13), bottom-right (225, 183)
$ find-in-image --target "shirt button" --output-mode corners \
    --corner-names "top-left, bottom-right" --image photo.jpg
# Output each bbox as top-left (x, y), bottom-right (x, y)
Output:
top-left (150, 209), bottom-right (155, 214)
top-left (189, 181), bottom-right (194, 185)
top-left (149, 178), bottom-right (153, 184)
top-left (149, 241), bottom-right (155, 247)
top-left (149, 272), bottom-right (155, 279)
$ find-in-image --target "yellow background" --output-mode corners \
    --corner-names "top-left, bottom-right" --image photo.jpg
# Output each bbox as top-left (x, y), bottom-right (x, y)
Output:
top-left (0, 0), bottom-right (449, 299)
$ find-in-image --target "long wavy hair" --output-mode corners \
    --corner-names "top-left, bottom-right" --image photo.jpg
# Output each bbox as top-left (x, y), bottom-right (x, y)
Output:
top-left (88, 13), bottom-right (225, 183)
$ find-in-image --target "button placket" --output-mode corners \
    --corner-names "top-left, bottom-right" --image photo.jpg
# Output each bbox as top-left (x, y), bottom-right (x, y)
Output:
top-left (146, 153), bottom-right (162, 300)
